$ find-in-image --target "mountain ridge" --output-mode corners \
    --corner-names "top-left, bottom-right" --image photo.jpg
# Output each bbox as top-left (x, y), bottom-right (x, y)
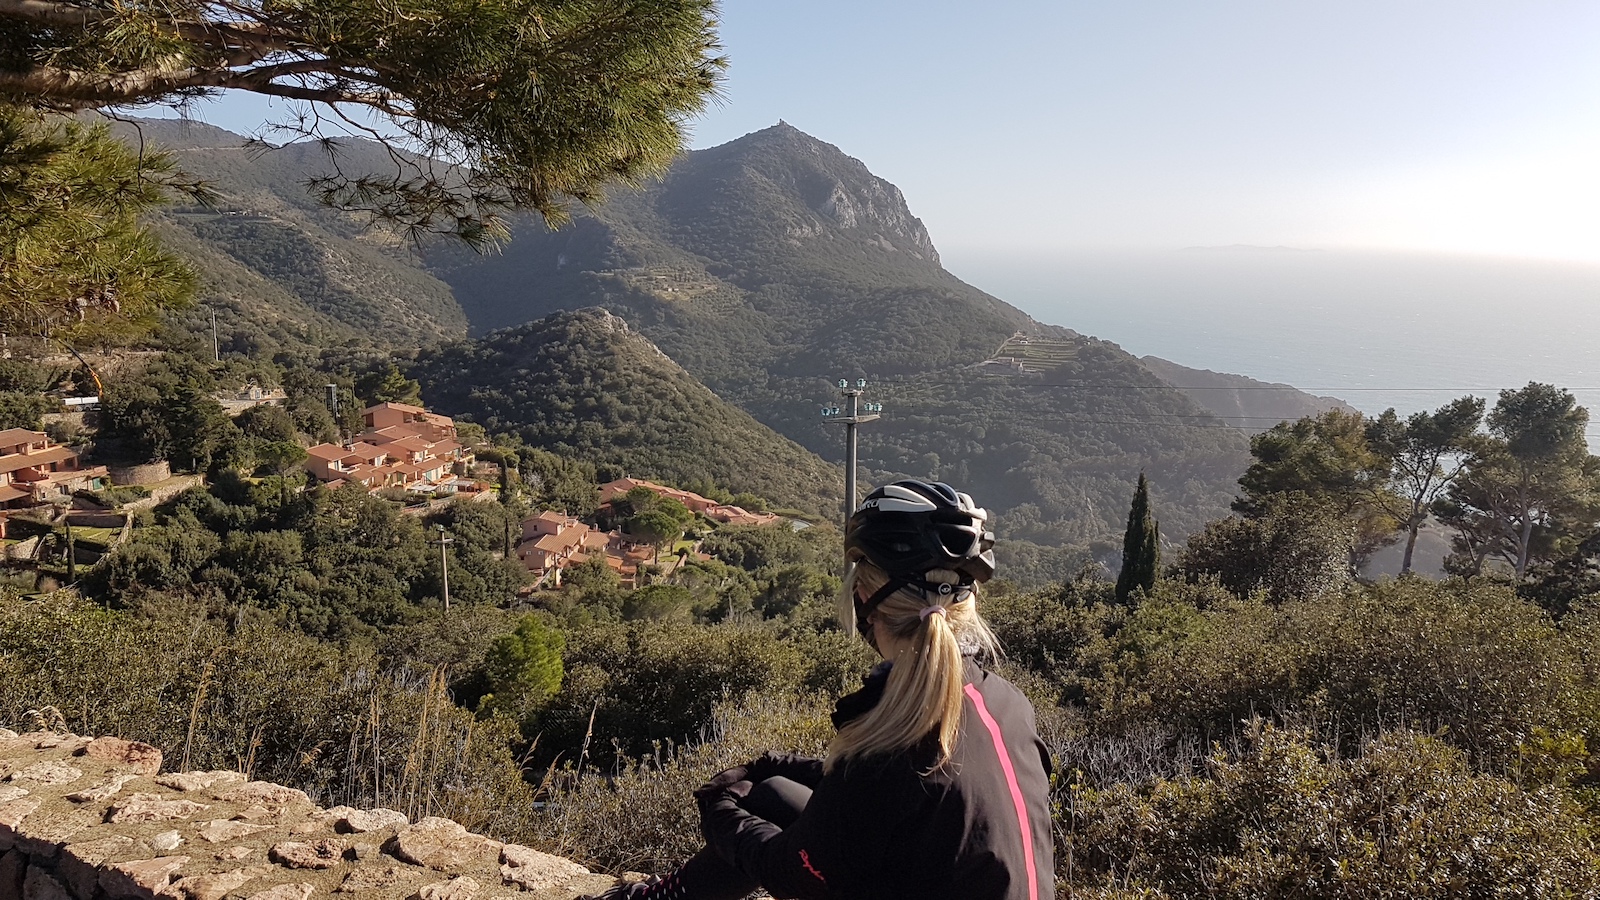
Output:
top-left (120, 116), bottom-right (1348, 566)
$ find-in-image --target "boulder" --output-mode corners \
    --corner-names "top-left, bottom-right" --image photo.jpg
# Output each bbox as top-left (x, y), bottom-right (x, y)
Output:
top-left (335, 807), bottom-right (409, 834)
top-left (155, 771), bottom-right (246, 793)
top-left (66, 773), bottom-right (138, 803)
top-left (8, 761), bottom-right (82, 785)
top-left (387, 817), bottom-right (502, 871)
top-left (197, 819), bottom-right (274, 843)
top-left (269, 838), bottom-right (345, 870)
top-left (499, 842), bottom-right (592, 891)
top-left (78, 737), bottom-right (163, 776)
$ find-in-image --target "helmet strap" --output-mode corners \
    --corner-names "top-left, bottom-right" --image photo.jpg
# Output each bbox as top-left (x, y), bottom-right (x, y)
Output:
top-left (856, 577), bottom-right (907, 640)
top-left (855, 575), bottom-right (973, 639)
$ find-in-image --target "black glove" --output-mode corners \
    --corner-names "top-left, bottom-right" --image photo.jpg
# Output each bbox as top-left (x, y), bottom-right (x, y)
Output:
top-left (694, 764), bottom-right (751, 809)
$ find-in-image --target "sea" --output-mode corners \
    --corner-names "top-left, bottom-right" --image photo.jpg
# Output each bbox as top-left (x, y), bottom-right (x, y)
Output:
top-left (949, 248), bottom-right (1600, 450)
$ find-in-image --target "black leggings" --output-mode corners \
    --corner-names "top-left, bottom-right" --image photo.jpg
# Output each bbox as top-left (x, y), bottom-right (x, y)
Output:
top-left (643, 775), bottom-right (812, 900)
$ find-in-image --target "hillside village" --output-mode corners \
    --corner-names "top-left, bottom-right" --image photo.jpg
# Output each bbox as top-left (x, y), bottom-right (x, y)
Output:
top-left (0, 376), bottom-right (802, 604)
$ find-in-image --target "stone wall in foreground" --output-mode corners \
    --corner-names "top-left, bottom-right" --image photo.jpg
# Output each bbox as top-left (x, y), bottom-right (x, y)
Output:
top-left (0, 729), bottom-right (619, 900)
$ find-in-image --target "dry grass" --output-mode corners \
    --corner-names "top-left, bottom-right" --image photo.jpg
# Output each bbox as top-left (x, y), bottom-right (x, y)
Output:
top-left (526, 690), bottom-right (834, 874)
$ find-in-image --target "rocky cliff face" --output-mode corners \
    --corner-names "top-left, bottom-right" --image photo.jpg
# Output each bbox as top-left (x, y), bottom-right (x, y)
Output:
top-left (682, 120), bottom-right (942, 263)
top-left (0, 729), bottom-right (617, 899)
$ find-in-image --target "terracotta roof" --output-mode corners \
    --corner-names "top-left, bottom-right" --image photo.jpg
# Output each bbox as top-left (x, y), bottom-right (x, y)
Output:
top-left (346, 442), bottom-right (389, 463)
top-left (364, 401), bottom-right (427, 415)
top-left (305, 444), bottom-right (349, 461)
top-left (709, 505), bottom-right (782, 526)
top-left (0, 445), bottom-right (76, 475)
top-left (0, 484), bottom-right (30, 503)
top-left (364, 424), bottom-right (422, 442)
top-left (0, 428), bottom-right (47, 447)
top-left (345, 464), bottom-right (380, 484)
top-left (599, 476), bottom-right (720, 510)
top-left (533, 529), bottom-right (586, 553)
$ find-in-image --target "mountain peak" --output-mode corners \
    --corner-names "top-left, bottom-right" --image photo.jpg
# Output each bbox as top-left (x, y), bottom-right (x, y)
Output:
top-left (696, 123), bottom-right (941, 264)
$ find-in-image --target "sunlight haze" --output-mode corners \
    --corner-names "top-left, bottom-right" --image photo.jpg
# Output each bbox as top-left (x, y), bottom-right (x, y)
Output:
top-left (179, 2), bottom-right (1600, 263)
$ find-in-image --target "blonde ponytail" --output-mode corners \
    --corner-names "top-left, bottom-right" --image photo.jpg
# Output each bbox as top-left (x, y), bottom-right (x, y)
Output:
top-left (826, 563), bottom-right (999, 773)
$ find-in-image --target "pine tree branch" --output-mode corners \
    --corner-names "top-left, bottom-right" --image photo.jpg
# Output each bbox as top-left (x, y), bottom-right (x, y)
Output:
top-left (0, 0), bottom-right (302, 65)
top-left (0, 0), bottom-right (110, 29)
top-left (0, 61), bottom-right (404, 110)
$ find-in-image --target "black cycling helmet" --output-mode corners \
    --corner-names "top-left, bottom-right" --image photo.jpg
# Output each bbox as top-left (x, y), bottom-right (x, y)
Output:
top-left (845, 480), bottom-right (995, 639)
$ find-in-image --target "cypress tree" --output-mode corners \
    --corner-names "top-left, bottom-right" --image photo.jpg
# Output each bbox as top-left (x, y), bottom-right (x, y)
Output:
top-left (1116, 472), bottom-right (1160, 603)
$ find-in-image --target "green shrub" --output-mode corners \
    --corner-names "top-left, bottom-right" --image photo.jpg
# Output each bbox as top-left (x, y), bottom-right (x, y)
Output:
top-left (480, 614), bottom-right (566, 724)
top-left (1178, 496), bottom-right (1353, 604)
top-left (1120, 579), bottom-right (1587, 766)
top-left (83, 485), bottom-right (152, 507)
top-left (528, 690), bottom-right (834, 873)
top-left (1065, 724), bottom-right (1600, 897)
top-left (534, 621), bottom-right (811, 767)
top-left (0, 591), bottom-right (539, 840)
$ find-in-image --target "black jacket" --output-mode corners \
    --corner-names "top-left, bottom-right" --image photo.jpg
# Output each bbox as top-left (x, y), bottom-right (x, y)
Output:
top-left (696, 660), bottom-right (1054, 900)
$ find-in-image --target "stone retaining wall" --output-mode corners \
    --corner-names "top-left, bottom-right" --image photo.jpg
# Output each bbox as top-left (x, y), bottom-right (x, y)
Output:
top-left (107, 462), bottom-right (171, 488)
top-left (0, 730), bottom-right (620, 900)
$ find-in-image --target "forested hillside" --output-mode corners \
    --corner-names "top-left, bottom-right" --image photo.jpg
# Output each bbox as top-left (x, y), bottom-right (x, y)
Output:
top-left (1140, 355), bottom-right (1355, 427)
top-left (412, 309), bottom-right (841, 518)
top-left (110, 118), bottom-right (468, 349)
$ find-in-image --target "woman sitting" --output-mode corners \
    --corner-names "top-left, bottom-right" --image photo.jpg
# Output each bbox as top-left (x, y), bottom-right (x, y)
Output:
top-left (589, 480), bottom-right (1055, 900)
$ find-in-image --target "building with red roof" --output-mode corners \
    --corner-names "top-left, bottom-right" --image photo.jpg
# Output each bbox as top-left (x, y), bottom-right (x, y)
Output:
top-left (0, 429), bottom-right (107, 509)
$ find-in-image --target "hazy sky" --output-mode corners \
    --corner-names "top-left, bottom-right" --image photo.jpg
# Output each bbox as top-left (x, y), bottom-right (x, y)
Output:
top-left (693, 1), bottom-right (1600, 264)
top-left (183, 2), bottom-right (1600, 262)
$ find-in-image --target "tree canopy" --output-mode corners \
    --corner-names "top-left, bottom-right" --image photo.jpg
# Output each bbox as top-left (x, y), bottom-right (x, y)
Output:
top-left (0, 0), bottom-right (726, 245)
top-left (1437, 384), bottom-right (1600, 577)
top-left (1235, 408), bottom-right (1398, 567)
top-left (1365, 397), bottom-right (1484, 575)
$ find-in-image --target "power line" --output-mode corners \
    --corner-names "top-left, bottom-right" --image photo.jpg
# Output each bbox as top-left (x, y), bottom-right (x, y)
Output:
top-left (870, 378), bottom-right (1600, 392)
top-left (842, 408), bottom-right (1600, 436)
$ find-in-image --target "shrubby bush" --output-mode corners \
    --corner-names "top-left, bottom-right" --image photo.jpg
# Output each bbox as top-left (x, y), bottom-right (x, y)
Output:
top-left (533, 621), bottom-right (815, 767)
top-left (1113, 579), bottom-right (1588, 767)
top-left (1065, 724), bottom-right (1600, 898)
top-left (528, 691), bottom-right (835, 873)
top-left (1178, 494), bottom-right (1353, 604)
top-left (83, 483), bottom-right (528, 639)
top-left (478, 614), bottom-right (566, 727)
top-left (0, 591), bottom-right (539, 839)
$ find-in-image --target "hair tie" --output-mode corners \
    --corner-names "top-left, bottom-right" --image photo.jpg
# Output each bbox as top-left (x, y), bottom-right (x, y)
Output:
top-left (919, 605), bottom-right (947, 621)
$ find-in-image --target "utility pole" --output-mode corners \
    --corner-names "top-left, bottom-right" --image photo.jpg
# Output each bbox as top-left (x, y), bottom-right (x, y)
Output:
top-left (210, 307), bottom-right (219, 362)
top-left (822, 379), bottom-right (883, 526)
top-left (433, 524), bottom-right (454, 611)
top-left (326, 384), bottom-right (344, 443)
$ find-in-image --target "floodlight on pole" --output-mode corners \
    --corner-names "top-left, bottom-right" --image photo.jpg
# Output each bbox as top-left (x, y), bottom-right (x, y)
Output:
top-left (822, 378), bottom-right (882, 526)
